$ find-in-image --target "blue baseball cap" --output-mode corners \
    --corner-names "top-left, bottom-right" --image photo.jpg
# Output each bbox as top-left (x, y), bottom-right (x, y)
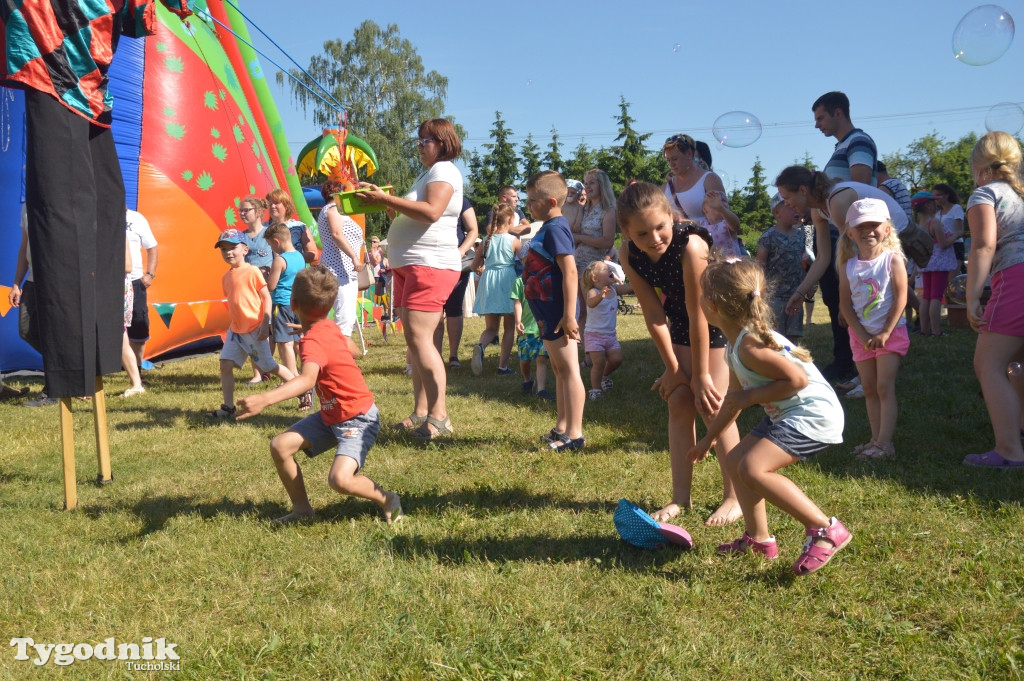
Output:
top-left (214, 229), bottom-right (245, 247)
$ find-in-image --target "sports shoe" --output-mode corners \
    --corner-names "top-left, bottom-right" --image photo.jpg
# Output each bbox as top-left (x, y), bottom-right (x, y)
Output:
top-left (540, 428), bottom-right (567, 444)
top-left (24, 393), bottom-right (58, 407)
top-left (588, 389), bottom-right (603, 401)
top-left (497, 367), bottom-right (515, 376)
top-left (844, 384), bottom-right (865, 398)
top-left (793, 517), bottom-right (852, 576)
top-left (835, 375), bottom-right (860, 393)
top-left (600, 376), bottom-right (614, 392)
top-left (471, 344), bottom-right (484, 376)
top-left (521, 379), bottom-right (535, 393)
top-left (717, 533), bottom-right (779, 559)
top-left (536, 389), bottom-right (555, 401)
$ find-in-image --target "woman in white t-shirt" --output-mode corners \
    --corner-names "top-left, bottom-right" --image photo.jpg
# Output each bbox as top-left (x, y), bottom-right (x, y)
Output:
top-left (932, 183), bottom-right (965, 275)
top-left (359, 119), bottom-right (464, 439)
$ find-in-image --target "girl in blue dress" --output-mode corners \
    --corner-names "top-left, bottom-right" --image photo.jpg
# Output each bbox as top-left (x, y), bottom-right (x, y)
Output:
top-left (471, 204), bottom-right (522, 375)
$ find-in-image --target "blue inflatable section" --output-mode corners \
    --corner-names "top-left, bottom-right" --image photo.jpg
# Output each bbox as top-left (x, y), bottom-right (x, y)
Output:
top-left (0, 89), bottom-right (38, 372)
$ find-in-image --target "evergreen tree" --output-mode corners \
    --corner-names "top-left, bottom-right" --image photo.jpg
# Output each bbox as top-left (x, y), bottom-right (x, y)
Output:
top-left (543, 127), bottom-right (563, 173)
top-left (465, 111), bottom-right (519, 214)
top-left (735, 158), bottom-right (772, 242)
top-left (520, 134), bottom-right (542, 181)
top-left (563, 141), bottom-right (597, 184)
top-left (605, 96), bottom-right (666, 192)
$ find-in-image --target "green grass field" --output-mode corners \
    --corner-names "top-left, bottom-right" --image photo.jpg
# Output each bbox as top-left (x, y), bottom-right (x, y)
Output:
top-left (1, 305), bottom-right (1022, 680)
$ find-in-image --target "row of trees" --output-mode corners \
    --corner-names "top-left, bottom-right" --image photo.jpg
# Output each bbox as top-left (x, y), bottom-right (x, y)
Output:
top-left (282, 20), bottom-right (997, 242)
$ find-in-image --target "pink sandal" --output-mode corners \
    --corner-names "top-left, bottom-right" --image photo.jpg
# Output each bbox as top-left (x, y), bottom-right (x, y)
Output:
top-left (717, 533), bottom-right (778, 559)
top-left (793, 517), bottom-right (852, 576)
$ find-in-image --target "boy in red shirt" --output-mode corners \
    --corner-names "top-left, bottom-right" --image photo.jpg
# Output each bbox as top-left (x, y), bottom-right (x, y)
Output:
top-left (209, 229), bottom-right (295, 418)
top-left (236, 265), bottom-right (402, 524)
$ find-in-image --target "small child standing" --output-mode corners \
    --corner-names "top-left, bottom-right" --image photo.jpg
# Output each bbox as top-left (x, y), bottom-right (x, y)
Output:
top-left (523, 170), bottom-right (586, 451)
top-left (757, 194), bottom-right (808, 342)
top-left (471, 203), bottom-right (522, 375)
top-left (237, 265), bottom-right (401, 524)
top-left (208, 229), bottom-right (295, 418)
top-left (701, 190), bottom-right (744, 258)
top-left (838, 199), bottom-right (909, 460)
top-left (265, 222), bottom-right (309, 409)
top-left (581, 260), bottom-right (623, 399)
top-left (693, 258), bottom-right (850, 576)
top-left (511, 270), bottom-right (552, 400)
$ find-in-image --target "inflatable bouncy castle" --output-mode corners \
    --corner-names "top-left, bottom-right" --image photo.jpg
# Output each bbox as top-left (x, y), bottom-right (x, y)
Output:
top-left (0, 0), bottom-right (314, 371)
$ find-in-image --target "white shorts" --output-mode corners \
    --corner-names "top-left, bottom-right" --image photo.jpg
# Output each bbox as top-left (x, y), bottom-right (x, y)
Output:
top-left (333, 279), bottom-right (359, 337)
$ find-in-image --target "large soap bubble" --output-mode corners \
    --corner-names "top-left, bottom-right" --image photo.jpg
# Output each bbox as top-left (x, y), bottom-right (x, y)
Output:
top-left (953, 5), bottom-right (1015, 65)
top-left (712, 111), bottom-right (762, 148)
top-left (985, 102), bottom-right (1024, 134)
top-left (945, 274), bottom-right (967, 306)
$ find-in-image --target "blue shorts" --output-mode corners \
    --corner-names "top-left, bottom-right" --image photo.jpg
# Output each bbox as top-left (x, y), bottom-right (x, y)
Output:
top-left (750, 415), bottom-right (830, 462)
top-left (272, 303), bottom-right (301, 343)
top-left (288, 404), bottom-right (380, 471)
top-left (516, 333), bottom-right (547, 361)
top-left (527, 299), bottom-right (566, 341)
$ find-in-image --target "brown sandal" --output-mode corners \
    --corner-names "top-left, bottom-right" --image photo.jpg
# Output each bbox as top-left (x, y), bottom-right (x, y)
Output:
top-left (411, 415), bottom-right (453, 440)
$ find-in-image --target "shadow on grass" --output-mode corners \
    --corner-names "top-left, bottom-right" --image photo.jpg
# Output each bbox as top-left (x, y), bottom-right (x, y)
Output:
top-left (84, 494), bottom-right (286, 539)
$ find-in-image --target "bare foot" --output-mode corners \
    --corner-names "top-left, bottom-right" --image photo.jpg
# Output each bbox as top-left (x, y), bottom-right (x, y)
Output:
top-left (651, 501), bottom-right (689, 523)
top-left (272, 509), bottom-right (315, 524)
top-left (383, 492), bottom-right (403, 525)
top-left (705, 499), bottom-right (743, 527)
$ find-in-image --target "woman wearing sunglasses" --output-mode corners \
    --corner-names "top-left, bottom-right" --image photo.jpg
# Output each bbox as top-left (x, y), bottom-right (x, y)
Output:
top-left (358, 119), bottom-right (464, 439)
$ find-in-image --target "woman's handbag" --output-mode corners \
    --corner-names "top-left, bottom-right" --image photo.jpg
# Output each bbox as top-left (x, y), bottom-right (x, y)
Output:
top-left (461, 247), bottom-right (477, 272)
top-left (899, 221), bottom-right (935, 269)
top-left (357, 251), bottom-right (374, 291)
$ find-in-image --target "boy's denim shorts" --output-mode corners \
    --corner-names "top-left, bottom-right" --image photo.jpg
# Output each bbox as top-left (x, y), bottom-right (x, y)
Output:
top-left (221, 328), bottom-right (278, 373)
top-left (289, 404), bottom-right (380, 471)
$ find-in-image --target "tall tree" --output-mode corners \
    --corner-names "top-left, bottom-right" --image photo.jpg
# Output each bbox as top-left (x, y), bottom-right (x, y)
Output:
top-left (736, 158), bottom-right (773, 237)
top-left (563, 141), bottom-right (597, 184)
top-left (277, 20), bottom-right (455, 234)
top-left (465, 111), bottom-right (519, 213)
top-left (605, 96), bottom-right (662, 192)
top-left (543, 126), bottom-right (563, 173)
top-left (520, 134), bottom-right (542, 181)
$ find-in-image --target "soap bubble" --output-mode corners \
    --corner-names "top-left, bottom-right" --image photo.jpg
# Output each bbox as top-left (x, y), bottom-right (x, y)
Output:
top-left (672, 43), bottom-right (682, 53)
top-left (712, 111), bottom-right (762, 148)
top-left (945, 274), bottom-right (967, 306)
top-left (953, 5), bottom-right (1015, 65)
top-left (1008, 362), bottom-right (1022, 377)
top-left (526, 79), bottom-right (533, 86)
top-left (985, 102), bottom-right (1024, 134)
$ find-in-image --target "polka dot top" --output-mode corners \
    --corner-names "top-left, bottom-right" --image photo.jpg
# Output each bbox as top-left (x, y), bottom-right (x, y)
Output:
top-left (627, 221), bottom-right (727, 348)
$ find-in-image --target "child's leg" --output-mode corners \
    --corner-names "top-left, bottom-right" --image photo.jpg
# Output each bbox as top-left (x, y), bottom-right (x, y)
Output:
top-left (121, 332), bottom-right (143, 392)
top-left (657, 379), bottom-right (698, 521)
top-left (269, 431), bottom-right (314, 521)
top-left (873, 354), bottom-right (901, 447)
top-left (589, 350), bottom-right (606, 392)
top-left (498, 314), bottom-right (515, 369)
top-left (479, 314), bottom-right (500, 348)
top-left (699, 346), bottom-right (743, 526)
top-left (733, 436), bottom-right (830, 534)
top-left (928, 298), bottom-right (943, 335)
top-left (974, 332), bottom-right (1024, 459)
top-left (719, 435), bottom-right (770, 540)
top-left (604, 346), bottom-right (623, 377)
top-left (519, 357), bottom-right (533, 382)
top-left (326, 456), bottom-right (402, 524)
top-left (919, 294), bottom-right (933, 334)
top-left (268, 361), bottom-right (295, 382)
top-left (219, 359), bottom-right (236, 408)
top-left (855, 358), bottom-right (881, 443)
top-left (545, 336), bottom-right (585, 439)
top-left (277, 341), bottom-right (298, 378)
top-left (536, 355), bottom-right (549, 392)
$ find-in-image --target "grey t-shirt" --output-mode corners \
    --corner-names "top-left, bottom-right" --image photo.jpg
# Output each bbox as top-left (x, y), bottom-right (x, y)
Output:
top-left (967, 181), bottom-right (1024, 275)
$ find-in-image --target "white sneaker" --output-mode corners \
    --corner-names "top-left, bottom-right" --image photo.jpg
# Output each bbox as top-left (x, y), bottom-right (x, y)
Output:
top-left (588, 389), bottom-right (603, 401)
top-left (600, 376), bottom-right (614, 392)
top-left (471, 344), bottom-right (484, 376)
top-left (844, 384), bottom-right (865, 398)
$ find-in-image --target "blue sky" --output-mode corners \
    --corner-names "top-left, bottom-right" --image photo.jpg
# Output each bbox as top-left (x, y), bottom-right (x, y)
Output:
top-left (237, 0), bottom-right (1022, 192)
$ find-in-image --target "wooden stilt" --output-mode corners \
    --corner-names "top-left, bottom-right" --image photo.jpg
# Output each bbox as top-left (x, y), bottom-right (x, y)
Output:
top-left (60, 398), bottom-right (76, 510)
top-left (93, 376), bottom-right (112, 484)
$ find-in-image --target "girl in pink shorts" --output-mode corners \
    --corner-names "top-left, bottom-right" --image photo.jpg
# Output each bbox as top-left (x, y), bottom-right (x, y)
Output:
top-left (581, 260), bottom-right (623, 400)
top-left (838, 199), bottom-right (910, 460)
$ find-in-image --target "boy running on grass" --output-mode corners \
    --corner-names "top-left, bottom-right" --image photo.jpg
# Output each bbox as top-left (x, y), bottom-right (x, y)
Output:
top-left (236, 265), bottom-right (402, 524)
